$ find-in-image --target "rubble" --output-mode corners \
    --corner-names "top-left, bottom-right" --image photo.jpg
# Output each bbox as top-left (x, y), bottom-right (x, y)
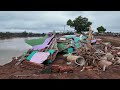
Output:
top-left (74, 56), bottom-right (86, 66)
top-left (67, 55), bottom-right (81, 62)
top-left (100, 56), bottom-right (107, 60)
top-left (117, 52), bottom-right (120, 56)
top-left (98, 60), bottom-right (112, 71)
top-left (16, 31), bottom-right (120, 73)
top-left (114, 47), bottom-right (120, 50)
top-left (1, 28), bottom-right (120, 79)
top-left (66, 62), bottom-right (72, 65)
top-left (115, 60), bottom-right (120, 65)
top-left (105, 53), bottom-right (114, 61)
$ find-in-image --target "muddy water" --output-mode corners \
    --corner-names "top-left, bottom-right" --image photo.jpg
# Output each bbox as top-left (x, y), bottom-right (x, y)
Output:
top-left (0, 37), bottom-right (40, 65)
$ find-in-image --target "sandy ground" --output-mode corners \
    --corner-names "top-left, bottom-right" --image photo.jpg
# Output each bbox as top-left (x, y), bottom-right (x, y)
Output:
top-left (0, 36), bottom-right (120, 79)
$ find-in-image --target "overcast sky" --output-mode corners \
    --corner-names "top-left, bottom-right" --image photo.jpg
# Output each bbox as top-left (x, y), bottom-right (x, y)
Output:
top-left (0, 11), bottom-right (120, 33)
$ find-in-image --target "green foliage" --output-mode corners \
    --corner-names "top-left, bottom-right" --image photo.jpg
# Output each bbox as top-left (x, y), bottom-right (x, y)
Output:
top-left (67, 16), bottom-right (92, 33)
top-left (97, 26), bottom-right (106, 33)
top-left (22, 31), bottom-right (28, 37)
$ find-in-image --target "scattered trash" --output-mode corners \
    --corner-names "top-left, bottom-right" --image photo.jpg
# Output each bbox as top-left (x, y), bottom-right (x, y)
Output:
top-left (59, 37), bottom-right (66, 41)
top-left (105, 53), bottom-right (114, 61)
top-left (67, 47), bottom-right (74, 54)
top-left (104, 46), bottom-right (108, 53)
top-left (103, 42), bottom-right (111, 46)
top-left (63, 54), bottom-right (72, 57)
top-left (98, 60), bottom-right (112, 71)
top-left (114, 47), bottom-right (120, 50)
top-left (96, 39), bottom-right (102, 44)
top-left (115, 59), bottom-right (120, 65)
top-left (95, 49), bottom-right (105, 55)
top-left (114, 57), bottom-right (120, 65)
top-left (66, 62), bottom-right (72, 65)
top-left (75, 56), bottom-right (86, 66)
top-left (100, 56), bottom-right (107, 61)
top-left (67, 55), bottom-right (80, 62)
top-left (117, 52), bottom-right (120, 56)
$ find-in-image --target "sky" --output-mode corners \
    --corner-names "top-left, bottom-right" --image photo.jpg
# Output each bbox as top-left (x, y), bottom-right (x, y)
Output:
top-left (0, 11), bottom-right (120, 33)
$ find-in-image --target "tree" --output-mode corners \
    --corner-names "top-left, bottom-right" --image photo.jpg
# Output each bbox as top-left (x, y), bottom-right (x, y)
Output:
top-left (67, 16), bottom-right (92, 34)
top-left (28, 32), bottom-right (33, 37)
top-left (22, 31), bottom-right (28, 37)
top-left (97, 26), bottom-right (106, 33)
top-left (42, 33), bottom-right (45, 36)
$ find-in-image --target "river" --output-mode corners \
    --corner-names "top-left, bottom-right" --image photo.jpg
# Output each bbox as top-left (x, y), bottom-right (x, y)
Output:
top-left (0, 37), bottom-right (40, 65)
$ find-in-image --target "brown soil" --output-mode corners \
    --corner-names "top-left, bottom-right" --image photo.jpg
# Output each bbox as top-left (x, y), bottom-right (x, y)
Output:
top-left (96, 36), bottom-right (120, 47)
top-left (0, 36), bottom-right (120, 79)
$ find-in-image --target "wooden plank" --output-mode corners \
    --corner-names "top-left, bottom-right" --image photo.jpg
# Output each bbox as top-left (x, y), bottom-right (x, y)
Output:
top-left (87, 26), bottom-right (93, 49)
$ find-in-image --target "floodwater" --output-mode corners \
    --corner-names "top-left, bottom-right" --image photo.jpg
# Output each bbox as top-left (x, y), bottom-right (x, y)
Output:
top-left (0, 37), bottom-right (40, 65)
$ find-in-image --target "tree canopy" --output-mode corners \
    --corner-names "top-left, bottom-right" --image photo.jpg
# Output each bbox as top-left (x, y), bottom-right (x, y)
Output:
top-left (67, 16), bottom-right (92, 34)
top-left (97, 26), bottom-right (106, 33)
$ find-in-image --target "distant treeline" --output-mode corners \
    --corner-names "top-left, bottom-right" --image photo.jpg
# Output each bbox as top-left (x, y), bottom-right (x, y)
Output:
top-left (0, 31), bottom-right (75, 39)
top-left (94, 32), bottom-right (120, 37)
top-left (0, 31), bottom-right (46, 39)
top-left (2, 31), bottom-right (120, 39)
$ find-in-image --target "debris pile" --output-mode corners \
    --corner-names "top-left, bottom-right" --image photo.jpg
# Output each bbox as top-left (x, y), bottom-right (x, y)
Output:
top-left (12, 28), bottom-right (120, 74)
top-left (72, 41), bottom-right (120, 71)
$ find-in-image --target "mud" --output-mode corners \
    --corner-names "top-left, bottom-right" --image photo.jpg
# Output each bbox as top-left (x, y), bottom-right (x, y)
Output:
top-left (1, 58), bottom-right (120, 79)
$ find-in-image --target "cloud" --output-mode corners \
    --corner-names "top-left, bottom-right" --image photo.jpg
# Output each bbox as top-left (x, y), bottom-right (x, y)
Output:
top-left (0, 11), bottom-right (120, 33)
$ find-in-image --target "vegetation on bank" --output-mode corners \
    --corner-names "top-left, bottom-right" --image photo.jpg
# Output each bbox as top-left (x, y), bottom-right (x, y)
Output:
top-left (0, 31), bottom-right (45, 39)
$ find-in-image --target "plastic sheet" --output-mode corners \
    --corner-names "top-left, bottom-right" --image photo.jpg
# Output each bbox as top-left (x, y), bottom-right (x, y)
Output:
top-left (30, 52), bottom-right (50, 64)
top-left (32, 35), bottom-right (54, 50)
